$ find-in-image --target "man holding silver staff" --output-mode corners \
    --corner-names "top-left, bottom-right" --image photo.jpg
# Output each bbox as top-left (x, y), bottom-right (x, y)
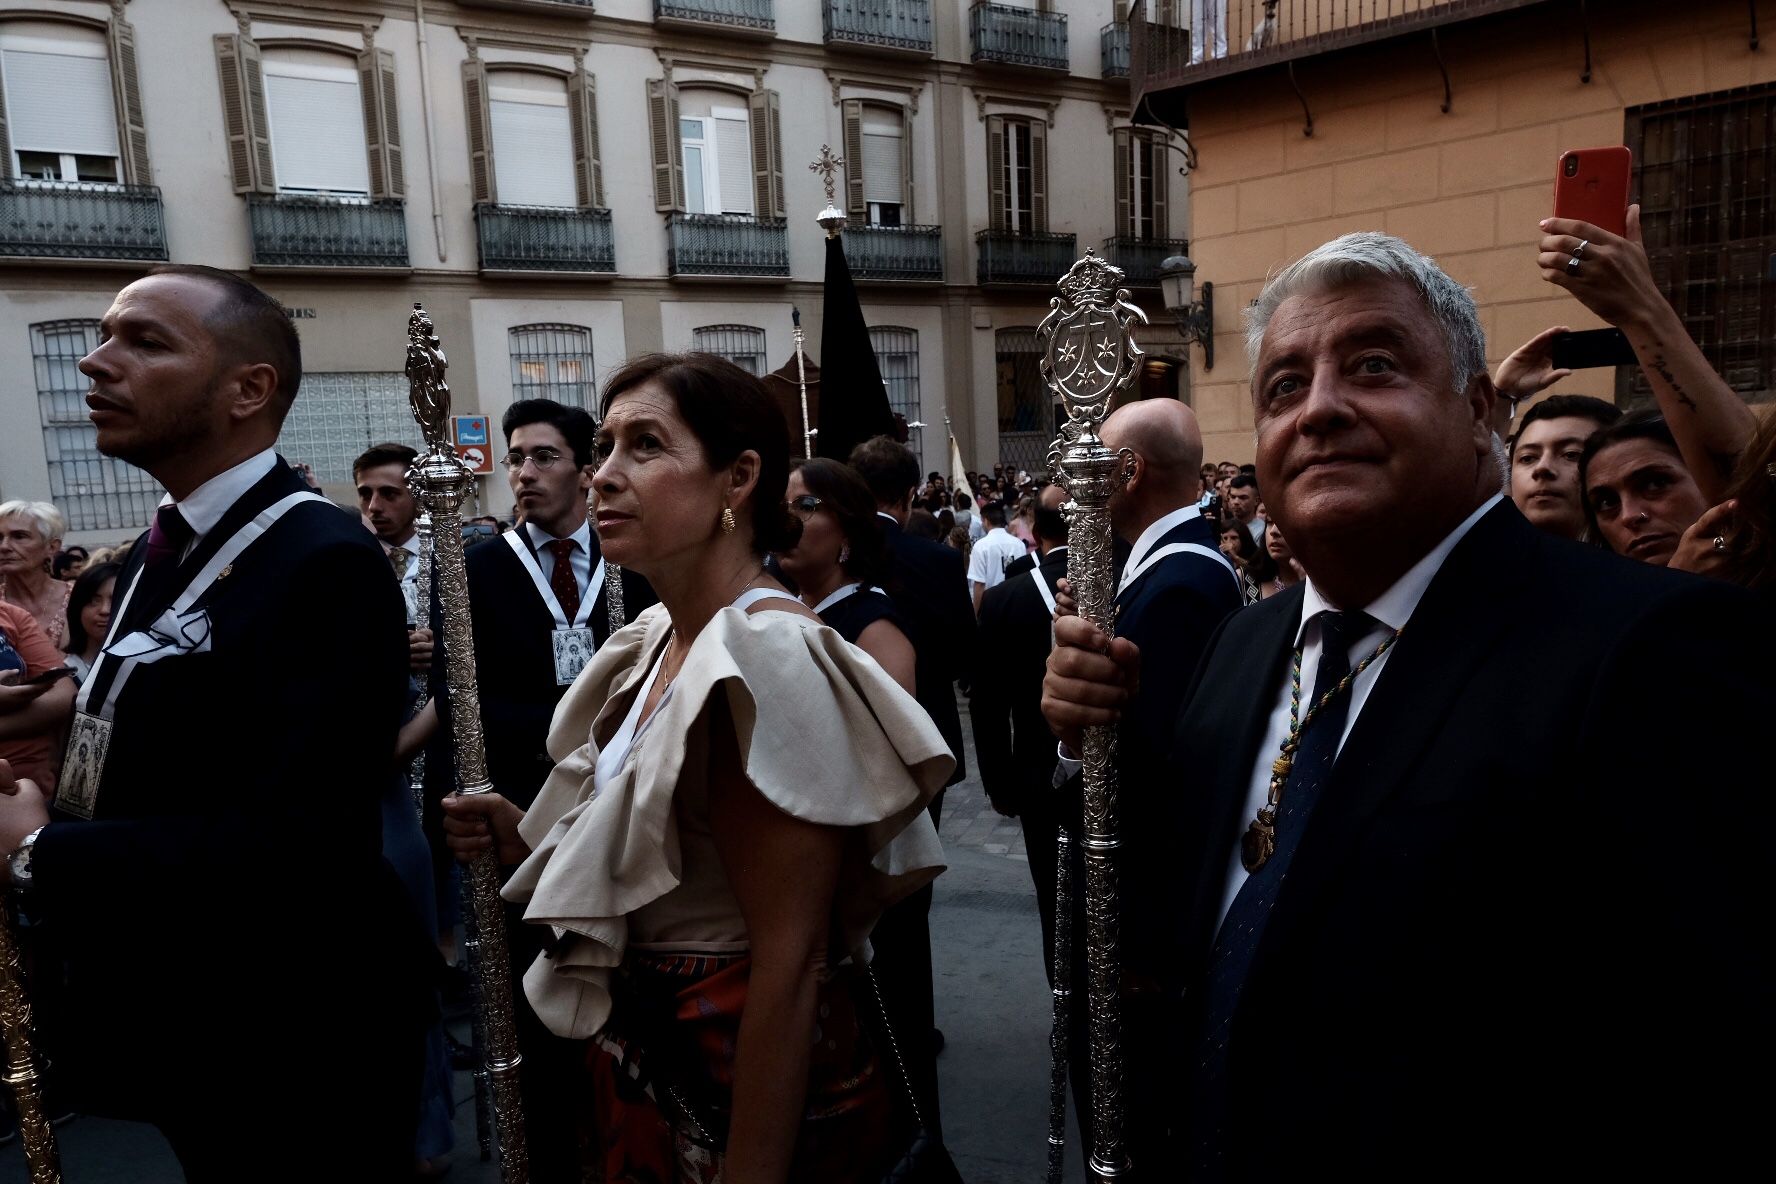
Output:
top-left (1042, 233), bottom-right (1771, 1178)
top-left (0, 265), bottom-right (429, 1181)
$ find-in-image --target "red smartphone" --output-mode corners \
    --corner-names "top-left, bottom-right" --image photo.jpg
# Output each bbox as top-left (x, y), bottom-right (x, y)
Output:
top-left (1553, 146), bottom-right (1632, 238)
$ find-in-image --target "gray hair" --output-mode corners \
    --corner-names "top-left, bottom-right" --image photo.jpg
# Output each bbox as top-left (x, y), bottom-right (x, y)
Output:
top-left (1244, 232), bottom-right (1488, 395)
top-left (0, 500), bottom-right (65, 543)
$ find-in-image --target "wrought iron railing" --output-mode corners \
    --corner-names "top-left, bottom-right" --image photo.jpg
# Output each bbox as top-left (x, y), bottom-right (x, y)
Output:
top-left (459, 0), bottom-right (595, 9)
top-left (248, 195), bottom-right (409, 268)
top-left (970, 2), bottom-right (1070, 70)
top-left (1102, 235), bottom-right (1189, 287)
top-left (824, 0), bottom-right (933, 53)
top-left (1131, 0), bottom-right (1543, 92)
top-left (843, 223), bottom-right (943, 282)
top-left (655, 0), bottom-right (773, 31)
top-left (1102, 20), bottom-right (1131, 77)
top-left (0, 182), bottom-right (168, 261)
top-left (668, 212), bottom-right (789, 278)
top-left (476, 205), bottom-right (615, 273)
top-left (975, 229), bottom-right (1077, 285)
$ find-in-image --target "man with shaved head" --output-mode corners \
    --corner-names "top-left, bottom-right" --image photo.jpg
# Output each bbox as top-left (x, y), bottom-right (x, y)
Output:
top-left (1052, 396), bottom-right (1244, 1171)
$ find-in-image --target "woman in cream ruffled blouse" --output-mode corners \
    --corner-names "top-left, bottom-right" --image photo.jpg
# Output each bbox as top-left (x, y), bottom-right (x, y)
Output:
top-left (444, 353), bottom-right (952, 1183)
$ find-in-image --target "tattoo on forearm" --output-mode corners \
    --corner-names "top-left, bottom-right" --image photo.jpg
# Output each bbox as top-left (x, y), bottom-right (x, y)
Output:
top-left (1647, 351), bottom-right (1697, 411)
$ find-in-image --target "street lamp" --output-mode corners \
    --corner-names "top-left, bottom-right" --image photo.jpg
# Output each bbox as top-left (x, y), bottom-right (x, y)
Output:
top-left (1159, 254), bottom-right (1214, 371)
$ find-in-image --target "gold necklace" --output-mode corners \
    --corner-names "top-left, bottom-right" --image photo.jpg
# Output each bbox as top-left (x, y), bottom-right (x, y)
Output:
top-left (656, 562), bottom-right (767, 699)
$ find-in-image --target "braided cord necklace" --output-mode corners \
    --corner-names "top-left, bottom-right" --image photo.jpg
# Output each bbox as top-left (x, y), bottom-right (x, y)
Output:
top-left (1241, 626), bottom-right (1404, 873)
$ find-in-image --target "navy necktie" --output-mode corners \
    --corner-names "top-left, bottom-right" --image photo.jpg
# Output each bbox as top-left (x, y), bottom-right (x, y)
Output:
top-left (1190, 609), bottom-right (1376, 1176)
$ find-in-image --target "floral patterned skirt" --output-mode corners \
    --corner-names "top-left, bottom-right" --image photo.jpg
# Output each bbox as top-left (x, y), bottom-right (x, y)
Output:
top-left (588, 951), bottom-right (897, 1183)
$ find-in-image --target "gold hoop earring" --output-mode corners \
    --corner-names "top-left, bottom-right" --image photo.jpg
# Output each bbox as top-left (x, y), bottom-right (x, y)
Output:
top-left (720, 507), bottom-right (736, 535)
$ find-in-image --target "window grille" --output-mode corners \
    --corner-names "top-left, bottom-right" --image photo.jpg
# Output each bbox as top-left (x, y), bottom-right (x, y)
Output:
top-left (869, 325), bottom-right (920, 444)
top-left (275, 372), bottom-right (423, 484)
top-left (509, 324), bottom-right (596, 411)
top-left (1624, 85), bottom-right (1775, 405)
top-left (32, 319), bottom-right (163, 532)
top-left (994, 327), bottom-right (1055, 475)
top-left (692, 324), bottom-right (767, 375)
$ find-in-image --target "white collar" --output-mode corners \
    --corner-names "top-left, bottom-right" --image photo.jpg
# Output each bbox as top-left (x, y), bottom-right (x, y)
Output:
top-left (524, 517), bottom-right (592, 554)
top-left (158, 448), bottom-right (279, 541)
top-left (1122, 503), bottom-right (1204, 587)
top-left (386, 529), bottom-right (417, 554)
top-left (1294, 494), bottom-right (1502, 646)
top-left (876, 511), bottom-right (900, 525)
top-left (983, 525), bottom-right (1012, 541)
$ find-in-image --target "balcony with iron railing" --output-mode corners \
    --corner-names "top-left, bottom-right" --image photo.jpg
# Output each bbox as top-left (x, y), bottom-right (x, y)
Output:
top-left (970, 2), bottom-right (1069, 71)
top-left (1101, 235), bottom-right (1189, 287)
top-left (843, 223), bottom-right (943, 282)
top-left (1102, 20), bottom-right (1130, 78)
top-left (476, 205), bottom-right (615, 275)
top-left (668, 212), bottom-right (789, 278)
top-left (247, 194), bottom-right (409, 269)
top-left (655, 0), bottom-right (774, 35)
top-left (0, 182), bottom-right (168, 262)
top-left (976, 228), bottom-right (1077, 285)
top-left (457, 0), bottom-right (595, 13)
top-left (824, 0), bottom-right (933, 55)
top-left (1131, 0), bottom-right (1554, 115)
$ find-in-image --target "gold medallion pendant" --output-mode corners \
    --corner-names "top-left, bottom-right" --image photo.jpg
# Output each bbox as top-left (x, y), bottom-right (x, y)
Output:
top-left (1241, 806), bottom-right (1277, 873)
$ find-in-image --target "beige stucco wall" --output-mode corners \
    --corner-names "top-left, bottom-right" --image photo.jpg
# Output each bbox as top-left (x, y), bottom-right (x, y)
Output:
top-left (1179, 1), bottom-right (1775, 466)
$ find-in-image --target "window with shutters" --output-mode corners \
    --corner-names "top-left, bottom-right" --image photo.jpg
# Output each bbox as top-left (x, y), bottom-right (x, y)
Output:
top-left (0, 24), bottom-right (121, 183)
top-left (33, 319), bottom-right (164, 532)
top-left (489, 71), bottom-right (577, 209)
top-left (275, 372), bottom-right (425, 484)
top-left (679, 90), bottom-right (754, 216)
top-left (1115, 127), bottom-right (1166, 240)
top-left (509, 324), bottom-right (595, 410)
top-left (869, 326), bottom-right (920, 433)
top-left (693, 324), bottom-right (767, 375)
top-left (262, 49), bottom-right (371, 195)
top-left (992, 115), bottom-right (1044, 233)
top-left (860, 105), bottom-right (905, 227)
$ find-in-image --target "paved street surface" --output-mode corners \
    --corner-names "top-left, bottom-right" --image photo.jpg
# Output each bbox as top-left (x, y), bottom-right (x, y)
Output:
top-left (3, 699), bottom-right (1085, 1182)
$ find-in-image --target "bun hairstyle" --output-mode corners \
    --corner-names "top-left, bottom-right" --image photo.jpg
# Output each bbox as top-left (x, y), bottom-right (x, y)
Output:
top-left (600, 352), bottom-right (802, 554)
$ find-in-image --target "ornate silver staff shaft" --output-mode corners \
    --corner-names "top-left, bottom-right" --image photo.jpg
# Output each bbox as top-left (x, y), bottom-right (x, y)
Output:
top-left (404, 304), bottom-right (529, 1183)
top-left (0, 896), bottom-right (59, 1184)
top-left (605, 561), bottom-right (627, 637)
top-left (1039, 251), bottom-right (1146, 1182)
top-left (792, 307), bottom-right (814, 460)
top-left (1045, 825), bottom-right (1075, 1184)
top-left (407, 507), bottom-right (433, 819)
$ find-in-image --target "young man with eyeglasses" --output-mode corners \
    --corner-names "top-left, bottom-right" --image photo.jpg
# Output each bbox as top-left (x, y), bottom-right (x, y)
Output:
top-left (415, 398), bottom-right (655, 1184)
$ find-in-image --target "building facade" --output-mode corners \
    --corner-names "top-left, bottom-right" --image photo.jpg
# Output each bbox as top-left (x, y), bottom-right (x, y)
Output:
top-left (0, 0), bottom-right (1199, 542)
top-left (1131, 0), bottom-right (1775, 466)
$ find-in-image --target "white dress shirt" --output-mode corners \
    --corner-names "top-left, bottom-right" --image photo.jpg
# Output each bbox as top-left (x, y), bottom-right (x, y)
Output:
top-left (158, 448), bottom-right (279, 559)
top-left (1214, 494), bottom-right (1503, 925)
top-left (1119, 503), bottom-right (1206, 592)
top-left (384, 530), bottom-right (420, 622)
top-left (523, 518), bottom-right (593, 601)
top-left (967, 526), bottom-right (1025, 591)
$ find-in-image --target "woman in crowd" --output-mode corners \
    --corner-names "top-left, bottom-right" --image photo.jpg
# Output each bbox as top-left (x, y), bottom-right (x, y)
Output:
top-left (1218, 520), bottom-right (1264, 606)
top-left (776, 459), bottom-right (916, 697)
top-left (0, 500), bottom-right (73, 651)
top-left (62, 561), bottom-right (121, 683)
top-left (1686, 410), bottom-right (1776, 595)
top-left (945, 524), bottom-right (973, 561)
top-left (53, 546), bottom-right (88, 582)
top-left (0, 600), bottom-right (74, 793)
top-left (1258, 520), bottom-right (1303, 600)
top-left (443, 353), bottom-right (950, 1182)
top-left (1580, 411), bottom-right (1711, 568)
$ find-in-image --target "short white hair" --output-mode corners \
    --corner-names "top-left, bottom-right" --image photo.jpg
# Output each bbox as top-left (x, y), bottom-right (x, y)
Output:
top-left (1244, 232), bottom-right (1488, 395)
top-left (0, 500), bottom-right (65, 543)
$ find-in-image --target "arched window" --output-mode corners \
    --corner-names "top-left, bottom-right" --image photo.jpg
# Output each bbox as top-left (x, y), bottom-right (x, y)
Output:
top-left (994, 327), bottom-right (1055, 475)
top-left (869, 326), bottom-right (920, 442)
top-left (32, 319), bottom-right (162, 530)
top-left (509, 324), bottom-right (595, 410)
top-left (692, 324), bottom-right (766, 375)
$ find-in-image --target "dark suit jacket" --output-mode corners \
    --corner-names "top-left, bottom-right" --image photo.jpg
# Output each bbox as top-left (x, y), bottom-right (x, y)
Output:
top-left (433, 526), bottom-right (656, 810)
top-left (1112, 510), bottom-right (1243, 980)
top-left (881, 516), bottom-right (975, 787)
top-left (972, 545), bottom-right (1067, 815)
top-left (1165, 501), bottom-right (1771, 1176)
top-left (32, 459), bottom-right (427, 1121)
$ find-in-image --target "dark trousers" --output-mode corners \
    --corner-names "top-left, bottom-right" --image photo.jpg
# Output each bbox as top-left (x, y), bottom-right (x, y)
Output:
top-left (508, 908), bottom-right (594, 1183)
top-left (867, 791), bottom-right (944, 1135)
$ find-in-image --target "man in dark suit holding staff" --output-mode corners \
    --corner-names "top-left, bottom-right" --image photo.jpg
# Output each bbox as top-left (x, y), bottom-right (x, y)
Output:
top-left (1043, 233), bottom-right (1770, 1178)
top-left (0, 266), bottom-right (426, 1181)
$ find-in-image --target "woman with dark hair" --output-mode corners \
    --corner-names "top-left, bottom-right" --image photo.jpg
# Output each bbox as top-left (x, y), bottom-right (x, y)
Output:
top-left (1259, 520), bottom-right (1304, 600)
top-left (776, 459), bottom-right (916, 696)
top-left (1580, 410), bottom-right (1709, 567)
top-left (62, 561), bottom-right (122, 683)
top-left (443, 353), bottom-right (950, 1182)
top-left (1218, 520), bottom-right (1263, 606)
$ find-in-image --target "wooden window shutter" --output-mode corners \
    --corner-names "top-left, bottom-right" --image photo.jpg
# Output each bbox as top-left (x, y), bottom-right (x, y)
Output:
top-left (0, 69), bottom-right (10, 178)
top-left (1030, 119), bottom-right (1048, 232)
top-left (749, 88), bottom-right (785, 220)
top-left (358, 47), bottom-right (404, 200)
top-left (900, 104), bottom-right (915, 221)
top-left (647, 78), bottom-right (683, 212)
top-left (986, 114), bottom-right (1006, 232)
top-left (107, 16), bottom-right (151, 185)
top-left (568, 67), bottom-right (603, 209)
top-left (841, 99), bottom-right (866, 219)
top-left (1148, 134), bottom-right (1168, 238)
top-left (213, 34), bottom-right (273, 194)
top-left (461, 58), bottom-right (494, 205)
top-left (1113, 129), bottom-right (1132, 238)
